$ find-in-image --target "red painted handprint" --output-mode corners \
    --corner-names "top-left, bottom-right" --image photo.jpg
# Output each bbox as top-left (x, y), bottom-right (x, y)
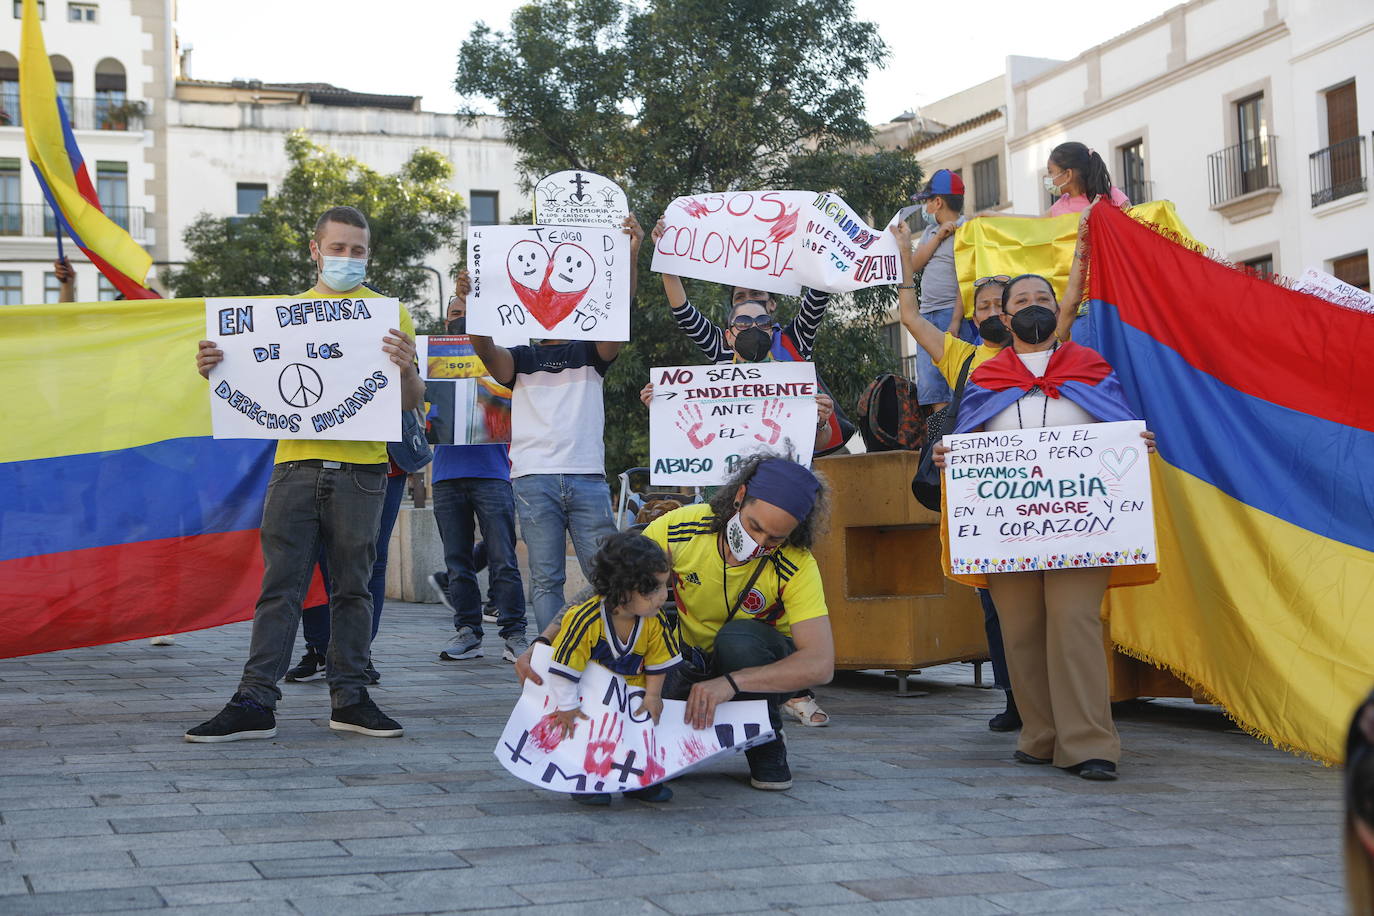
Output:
top-left (529, 713), bottom-right (565, 753)
top-left (754, 398), bottom-right (791, 445)
top-left (583, 712), bottom-right (623, 778)
top-left (640, 731), bottom-right (666, 786)
top-left (675, 403), bottom-right (716, 450)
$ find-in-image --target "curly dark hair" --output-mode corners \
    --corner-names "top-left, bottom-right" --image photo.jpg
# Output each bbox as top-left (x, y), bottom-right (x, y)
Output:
top-left (589, 532), bottom-right (671, 611)
top-left (706, 454), bottom-right (830, 550)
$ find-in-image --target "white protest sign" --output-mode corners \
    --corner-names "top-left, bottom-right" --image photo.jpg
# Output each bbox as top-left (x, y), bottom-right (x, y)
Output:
top-left (651, 190), bottom-right (814, 295)
top-left (943, 420), bottom-right (1156, 575)
top-left (466, 224), bottom-right (630, 344)
top-left (649, 362), bottom-right (818, 485)
top-left (1293, 267), bottom-right (1374, 315)
top-left (496, 643), bottom-right (774, 795)
top-left (205, 296), bottom-right (400, 441)
top-left (793, 193), bottom-right (912, 292)
top-left (534, 170), bottom-right (628, 228)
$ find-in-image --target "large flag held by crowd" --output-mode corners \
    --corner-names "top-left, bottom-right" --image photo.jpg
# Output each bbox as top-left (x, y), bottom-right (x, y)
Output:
top-left (19, 0), bottom-right (157, 299)
top-left (1078, 202), bottom-right (1374, 764)
top-left (0, 299), bottom-right (324, 658)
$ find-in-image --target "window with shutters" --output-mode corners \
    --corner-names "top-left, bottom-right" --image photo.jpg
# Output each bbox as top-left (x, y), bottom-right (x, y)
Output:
top-left (1332, 251), bottom-right (1370, 293)
top-left (972, 156), bottom-right (1000, 210)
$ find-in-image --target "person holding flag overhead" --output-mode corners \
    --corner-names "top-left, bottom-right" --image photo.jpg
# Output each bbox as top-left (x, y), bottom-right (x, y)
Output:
top-left (934, 274), bottom-right (1157, 781)
top-left (18, 0), bottom-right (157, 299)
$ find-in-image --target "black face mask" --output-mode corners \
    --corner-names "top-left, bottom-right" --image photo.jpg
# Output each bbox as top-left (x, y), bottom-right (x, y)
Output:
top-left (733, 326), bottom-right (773, 362)
top-left (1009, 305), bottom-right (1057, 345)
top-left (977, 316), bottom-right (1011, 345)
top-left (446, 317), bottom-right (466, 334)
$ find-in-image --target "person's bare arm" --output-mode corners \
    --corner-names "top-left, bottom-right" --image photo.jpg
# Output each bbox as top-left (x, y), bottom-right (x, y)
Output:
top-left (683, 615), bottom-right (834, 729)
top-left (892, 223), bottom-right (946, 363)
top-left (650, 218), bottom-right (688, 309)
top-left (909, 220), bottom-right (956, 273)
top-left (513, 607), bottom-right (571, 686)
top-left (469, 335), bottom-right (515, 387)
top-left (384, 328), bottom-right (424, 410)
top-left (1056, 198), bottom-right (1097, 342)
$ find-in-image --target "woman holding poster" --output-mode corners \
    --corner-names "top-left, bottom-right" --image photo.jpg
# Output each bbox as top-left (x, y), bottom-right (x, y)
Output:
top-left (934, 274), bottom-right (1156, 782)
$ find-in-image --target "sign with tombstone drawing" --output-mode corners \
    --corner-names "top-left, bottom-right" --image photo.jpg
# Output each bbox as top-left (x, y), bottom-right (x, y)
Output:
top-left (533, 170), bottom-right (629, 229)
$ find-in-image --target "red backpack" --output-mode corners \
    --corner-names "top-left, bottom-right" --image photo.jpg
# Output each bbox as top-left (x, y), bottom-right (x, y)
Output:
top-left (856, 373), bottom-right (927, 452)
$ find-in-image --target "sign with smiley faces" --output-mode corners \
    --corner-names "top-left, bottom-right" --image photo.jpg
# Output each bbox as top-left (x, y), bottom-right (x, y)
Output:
top-left (466, 224), bottom-right (631, 344)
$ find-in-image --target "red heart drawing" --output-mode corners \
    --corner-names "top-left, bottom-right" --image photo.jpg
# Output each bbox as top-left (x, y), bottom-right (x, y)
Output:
top-left (504, 240), bottom-right (596, 331)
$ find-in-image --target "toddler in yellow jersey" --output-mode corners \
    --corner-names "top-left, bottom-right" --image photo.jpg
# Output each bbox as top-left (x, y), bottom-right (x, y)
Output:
top-left (543, 532), bottom-right (682, 805)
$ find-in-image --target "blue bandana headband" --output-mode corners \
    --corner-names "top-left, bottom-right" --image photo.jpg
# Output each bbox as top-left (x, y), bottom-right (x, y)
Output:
top-left (745, 458), bottom-right (820, 523)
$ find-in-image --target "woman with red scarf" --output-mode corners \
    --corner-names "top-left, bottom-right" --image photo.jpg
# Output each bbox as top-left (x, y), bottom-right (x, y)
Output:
top-left (935, 274), bottom-right (1156, 781)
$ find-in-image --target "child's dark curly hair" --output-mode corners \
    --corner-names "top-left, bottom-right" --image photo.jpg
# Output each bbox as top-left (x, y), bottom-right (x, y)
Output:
top-left (589, 532), bottom-right (671, 611)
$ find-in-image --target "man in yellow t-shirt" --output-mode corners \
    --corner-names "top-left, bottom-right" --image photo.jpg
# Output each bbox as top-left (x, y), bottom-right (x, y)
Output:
top-left (186, 206), bottom-right (425, 744)
top-left (516, 457), bottom-right (835, 792)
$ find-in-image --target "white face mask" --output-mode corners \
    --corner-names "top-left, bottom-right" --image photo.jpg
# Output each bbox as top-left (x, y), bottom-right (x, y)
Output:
top-left (725, 511), bottom-right (771, 562)
top-left (1043, 173), bottom-right (1067, 195)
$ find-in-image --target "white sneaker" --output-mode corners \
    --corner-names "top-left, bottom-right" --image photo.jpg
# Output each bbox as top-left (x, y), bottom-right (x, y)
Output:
top-left (149, 635), bottom-right (176, 646)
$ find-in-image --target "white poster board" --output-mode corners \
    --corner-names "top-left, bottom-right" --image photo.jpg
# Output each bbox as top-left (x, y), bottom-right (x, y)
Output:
top-left (943, 420), bottom-right (1156, 575)
top-left (651, 190), bottom-right (915, 296)
top-left (793, 194), bottom-right (912, 292)
top-left (205, 296), bottom-right (400, 441)
top-left (496, 643), bottom-right (774, 795)
top-left (534, 170), bottom-right (628, 228)
top-left (649, 362), bottom-right (818, 485)
top-left (651, 190), bottom-right (814, 295)
top-left (466, 225), bottom-right (631, 344)
top-left (1293, 267), bottom-right (1374, 315)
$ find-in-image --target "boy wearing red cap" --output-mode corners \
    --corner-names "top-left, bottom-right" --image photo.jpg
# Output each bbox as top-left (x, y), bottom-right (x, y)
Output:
top-left (906, 168), bottom-right (969, 412)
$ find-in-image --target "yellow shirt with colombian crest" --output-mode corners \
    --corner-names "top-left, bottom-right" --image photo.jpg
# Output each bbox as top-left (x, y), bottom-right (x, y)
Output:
top-left (273, 286), bottom-right (415, 466)
top-left (643, 503), bottom-right (828, 652)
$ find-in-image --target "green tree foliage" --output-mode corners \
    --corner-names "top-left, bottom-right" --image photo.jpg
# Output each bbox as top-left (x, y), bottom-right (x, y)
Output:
top-left (165, 132), bottom-right (466, 323)
top-left (458, 0), bottom-right (923, 474)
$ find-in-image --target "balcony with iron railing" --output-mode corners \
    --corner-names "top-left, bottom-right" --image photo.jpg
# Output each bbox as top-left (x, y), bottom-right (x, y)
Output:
top-left (0, 97), bottom-right (146, 132)
top-left (1121, 178), bottom-right (1155, 204)
top-left (1309, 135), bottom-right (1367, 208)
top-left (1207, 135), bottom-right (1280, 221)
top-left (0, 202), bottom-right (146, 240)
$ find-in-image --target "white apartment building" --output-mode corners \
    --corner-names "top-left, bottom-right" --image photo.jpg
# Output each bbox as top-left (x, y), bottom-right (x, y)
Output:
top-left (878, 0), bottom-right (1373, 371)
top-left (0, 0), bottom-right (522, 312)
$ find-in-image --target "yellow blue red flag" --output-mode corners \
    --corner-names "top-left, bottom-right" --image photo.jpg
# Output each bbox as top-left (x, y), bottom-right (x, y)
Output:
top-left (20, 0), bottom-right (156, 298)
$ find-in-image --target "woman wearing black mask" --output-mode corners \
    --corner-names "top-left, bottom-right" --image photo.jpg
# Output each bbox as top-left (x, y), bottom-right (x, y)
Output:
top-left (932, 274), bottom-right (1157, 782)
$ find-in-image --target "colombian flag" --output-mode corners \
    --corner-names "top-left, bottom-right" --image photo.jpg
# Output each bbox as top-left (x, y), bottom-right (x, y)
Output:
top-left (1081, 202), bottom-right (1374, 763)
top-left (0, 299), bottom-right (321, 659)
top-left (20, 0), bottom-right (156, 299)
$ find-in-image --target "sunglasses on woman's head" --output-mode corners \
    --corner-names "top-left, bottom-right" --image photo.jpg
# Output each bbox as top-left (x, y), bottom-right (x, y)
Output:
top-left (974, 275), bottom-right (1012, 289)
top-left (730, 315), bottom-right (773, 330)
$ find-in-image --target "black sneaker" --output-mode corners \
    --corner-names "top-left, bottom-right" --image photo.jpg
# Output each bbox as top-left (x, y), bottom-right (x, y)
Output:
top-left (185, 693), bottom-right (277, 743)
top-left (745, 734), bottom-right (792, 790)
top-left (624, 783), bottom-right (673, 803)
top-left (989, 691), bottom-right (1021, 732)
top-left (1067, 758), bottom-right (1119, 781)
top-left (364, 661), bottom-right (381, 685)
top-left (329, 689), bottom-right (403, 738)
top-left (284, 647), bottom-right (326, 682)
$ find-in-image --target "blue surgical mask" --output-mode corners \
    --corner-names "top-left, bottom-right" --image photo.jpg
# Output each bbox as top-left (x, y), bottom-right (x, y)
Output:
top-left (919, 206), bottom-right (938, 228)
top-left (319, 255), bottom-right (367, 292)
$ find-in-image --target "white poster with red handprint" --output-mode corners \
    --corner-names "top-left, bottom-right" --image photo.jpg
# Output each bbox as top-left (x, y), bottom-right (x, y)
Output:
top-left (495, 644), bottom-right (774, 795)
top-left (648, 362), bottom-right (818, 485)
top-left (466, 224), bottom-right (631, 344)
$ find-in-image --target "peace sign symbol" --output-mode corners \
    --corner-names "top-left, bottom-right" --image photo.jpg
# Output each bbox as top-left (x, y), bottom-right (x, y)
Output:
top-left (278, 363), bottom-right (324, 409)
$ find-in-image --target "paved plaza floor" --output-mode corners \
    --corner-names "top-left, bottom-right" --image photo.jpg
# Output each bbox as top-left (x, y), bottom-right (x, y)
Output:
top-left (0, 600), bottom-right (1346, 915)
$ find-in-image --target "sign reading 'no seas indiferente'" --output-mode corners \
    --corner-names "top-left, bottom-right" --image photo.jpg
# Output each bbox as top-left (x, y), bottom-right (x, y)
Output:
top-left (943, 419), bottom-right (1157, 575)
top-left (205, 296), bottom-right (400, 442)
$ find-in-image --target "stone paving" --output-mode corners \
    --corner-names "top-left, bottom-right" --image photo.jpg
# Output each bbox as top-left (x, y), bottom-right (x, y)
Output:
top-left (0, 600), bottom-right (1346, 915)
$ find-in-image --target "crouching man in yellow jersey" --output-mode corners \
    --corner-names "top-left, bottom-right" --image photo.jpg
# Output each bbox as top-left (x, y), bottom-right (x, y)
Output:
top-left (516, 456), bottom-right (834, 790)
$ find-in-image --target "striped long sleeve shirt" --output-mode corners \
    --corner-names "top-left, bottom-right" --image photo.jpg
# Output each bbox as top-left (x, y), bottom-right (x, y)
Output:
top-left (670, 288), bottom-right (833, 364)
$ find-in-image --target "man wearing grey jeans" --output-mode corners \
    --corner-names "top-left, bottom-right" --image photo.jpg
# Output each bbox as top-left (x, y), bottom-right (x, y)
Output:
top-left (185, 206), bottom-right (425, 742)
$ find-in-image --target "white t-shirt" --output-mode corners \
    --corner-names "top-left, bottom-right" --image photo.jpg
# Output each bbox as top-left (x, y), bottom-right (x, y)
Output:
top-left (984, 349), bottom-right (1096, 432)
top-left (507, 341), bottom-right (614, 478)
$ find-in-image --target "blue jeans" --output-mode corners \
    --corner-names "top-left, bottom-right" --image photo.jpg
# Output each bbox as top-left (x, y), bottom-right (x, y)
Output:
top-left (301, 473), bottom-right (406, 654)
top-left (432, 476), bottom-right (525, 639)
top-left (913, 307), bottom-right (955, 405)
top-left (979, 588), bottom-right (1011, 690)
top-left (512, 473), bottom-right (618, 631)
